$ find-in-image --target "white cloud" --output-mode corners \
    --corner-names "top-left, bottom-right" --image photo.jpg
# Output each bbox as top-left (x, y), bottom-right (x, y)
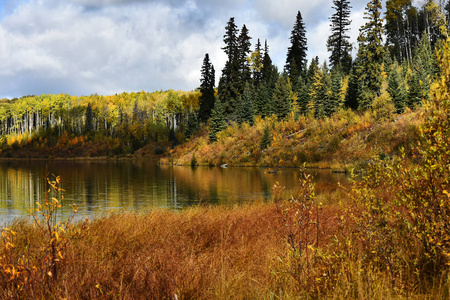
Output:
top-left (0, 0), bottom-right (370, 98)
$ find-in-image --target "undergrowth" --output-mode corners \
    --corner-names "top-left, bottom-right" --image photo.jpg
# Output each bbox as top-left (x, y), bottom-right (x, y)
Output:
top-left (167, 107), bottom-right (421, 170)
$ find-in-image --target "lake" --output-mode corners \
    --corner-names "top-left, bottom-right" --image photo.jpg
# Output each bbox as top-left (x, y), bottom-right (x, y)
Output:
top-left (0, 160), bottom-right (349, 224)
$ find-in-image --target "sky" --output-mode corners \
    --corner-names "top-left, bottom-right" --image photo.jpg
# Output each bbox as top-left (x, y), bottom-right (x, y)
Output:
top-left (0, 0), bottom-right (372, 99)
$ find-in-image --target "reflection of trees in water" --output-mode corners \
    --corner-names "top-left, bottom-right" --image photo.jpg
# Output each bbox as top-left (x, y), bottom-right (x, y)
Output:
top-left (0, 161), bottom-right (350, 220)
top-left (85, 179), bottom-right (94, 212)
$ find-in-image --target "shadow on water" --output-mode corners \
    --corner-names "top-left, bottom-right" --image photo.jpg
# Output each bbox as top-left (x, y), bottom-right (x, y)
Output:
top-left (0, 160), bottom-right (350, 223)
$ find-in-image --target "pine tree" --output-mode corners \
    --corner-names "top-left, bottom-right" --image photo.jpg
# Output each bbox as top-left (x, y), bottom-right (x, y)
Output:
top-left (387, 62), bottom-right (408, 113)
top-left (327, 0), bottom-right (353, 73)
top-left (185, 112), bottom-right (198, 140)
top-left (239, 82), bottom-right (255, 126)
top-left (198, 53), bottom-right (216, 124)
top-left (285, 11), bottom-right (308, 80)
top-left (330, 69), bottom-right (344, 114)
top-left (259, 124), bottom-right (272, 150)
top-left (407, 72), bottom-right (422, 108)
top-left (218, 17), bottom-right (240, 118)
top-left (237, 24), bottom-right (252, 94)
top-left (262, 40), bottom-right (276, 83)
top-left (412, 32), bottom-right (437, 101)
top-left (297, 78), bottom-right (310, 115)
top-left (344, 66), bottom-right (360, 110)
top-left (309, 63), bottom-right (331, 118)
top-left (254, 83), bottom-right (269, 117)
top-left (250, 39), bottom-right (263, 87)
top-left (272, 75), bottom-right (292, 120)
top-left (306, 57), bottom-right (320, 85)
top-left (259, 40), bottom-right (279, 117)
top-left (355, 0), bottom-right (385, 109)
top-left (209, 100), bottom-right (227, 142)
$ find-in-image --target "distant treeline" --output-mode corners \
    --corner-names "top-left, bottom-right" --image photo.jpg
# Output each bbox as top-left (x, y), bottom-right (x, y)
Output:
top-left (0, 90), bottom-right (200, 153)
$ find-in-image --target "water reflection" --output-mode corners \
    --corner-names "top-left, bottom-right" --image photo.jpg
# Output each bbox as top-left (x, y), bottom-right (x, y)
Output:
top-left (0, 160), bottom-right (349, 224)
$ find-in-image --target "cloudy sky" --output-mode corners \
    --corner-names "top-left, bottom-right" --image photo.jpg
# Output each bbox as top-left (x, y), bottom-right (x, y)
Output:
top-left (0, 0), bottom-right (372, 99)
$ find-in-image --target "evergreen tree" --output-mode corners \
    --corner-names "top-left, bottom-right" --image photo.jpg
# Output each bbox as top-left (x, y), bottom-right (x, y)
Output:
top-left (209, 100), bottom-right (227, 142)
top-left (329, 69), bottom-right (344, 114)
top-left (218, 17), bottom-right (240, 118)
top-left (262, 40), bottom-right (277, 83)
top-left (259, 40), bottom-right (279, 117)
top-left (237, 24), bottom-right (252, 94)
top-left (387, 62), bottom-right (408, 113)
top-left (250, 39), bottom-right (263, 87)
top-left (355, 0), bottom-right (385, 109)
top-left (239, 82), bottom-right (255, 126)
top-left (412, 32), bottom-right (437, 101)
top-left (285, 11), bottom-right (308, 80)
top-left (309, 63), bottom-right (331, 118)
top-left (407, 72), bottom-right (422, 108)
top-left (259, 124), bottom-right (272, 150)
top-left (327, 0), bottom-right (353, 72)
top-left (344, 66), bottom-right (360, 110)
top-left (198, 53), bottom-right (216, 124)
top-left (297, 78), bottom-right (310, 115)
top-left (272, 75), bottom-right (292, 120)
top-left (254, 83), bottom-right (269, 117)
top-left (185, 112), bottom-right (198, 139)
top-left (306, 57), bottom-right (320, 85)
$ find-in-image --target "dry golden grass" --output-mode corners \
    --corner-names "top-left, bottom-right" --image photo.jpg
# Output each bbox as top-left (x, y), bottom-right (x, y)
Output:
top-left (0, 203), bottom-right (345, 299)
top-left (1, 200), bottom-right (449, 299)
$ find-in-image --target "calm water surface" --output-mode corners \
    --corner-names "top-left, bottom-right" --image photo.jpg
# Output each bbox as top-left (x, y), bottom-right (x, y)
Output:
top-left (0, 160), bottom-right (349, 224)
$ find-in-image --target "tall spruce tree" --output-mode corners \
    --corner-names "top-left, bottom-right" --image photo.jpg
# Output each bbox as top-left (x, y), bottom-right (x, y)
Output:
top-left (209, 100), bottom-right (227, 142)
top-left (237, 24), bottom-right (252, 94)
top-left (237, 82), bottom-right (255, 126)
top-left (250, 39), bottom-right (263, 87)
top-left (285, 11), bottom-right (308, 81)
top-left (329, 69), bottom-right (344, 114)
top-left (309, 63), bottom-right (332, 118)
top-left (198, 53), bottom-right (216, 124)
top-left (387, 61), bottom-right (407, 113)
top-left (413, 32), bottom-right (436, 101)
top-left (272, 75), bottom-right (292, 120)
top-left (218, 17), bottom-right (240, 118)
top-left (344, 65), bottom-right (360, 110)
top-left (355, 0), bottom-right (385, 109)
top-left (259, 40), bottom-right (279, 117)
top-left (407, 72), bottom-right (422, 108)
top-left (327, 0), bottom-right (353, 73)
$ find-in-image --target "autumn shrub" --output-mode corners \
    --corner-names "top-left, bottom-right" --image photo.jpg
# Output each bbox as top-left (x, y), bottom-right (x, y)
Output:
top-left (340, 36), bottom-right (450, 295)
top-left (372, 88), bottom-right (396, 122)
top-left (0, 173), bottom-right (89, 299)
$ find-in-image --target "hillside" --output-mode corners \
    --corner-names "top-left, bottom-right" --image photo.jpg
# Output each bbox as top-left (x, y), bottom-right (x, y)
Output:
top-left (165, 107), bottom-right (422, 171)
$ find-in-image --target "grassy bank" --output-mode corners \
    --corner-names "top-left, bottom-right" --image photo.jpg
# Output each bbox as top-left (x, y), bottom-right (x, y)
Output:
top-left (165, 108), bottom-right (421, 170)
top-left (1, 196), bottom-right (449, 299)
top-left (0, 202), bottom-right (336, 299)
